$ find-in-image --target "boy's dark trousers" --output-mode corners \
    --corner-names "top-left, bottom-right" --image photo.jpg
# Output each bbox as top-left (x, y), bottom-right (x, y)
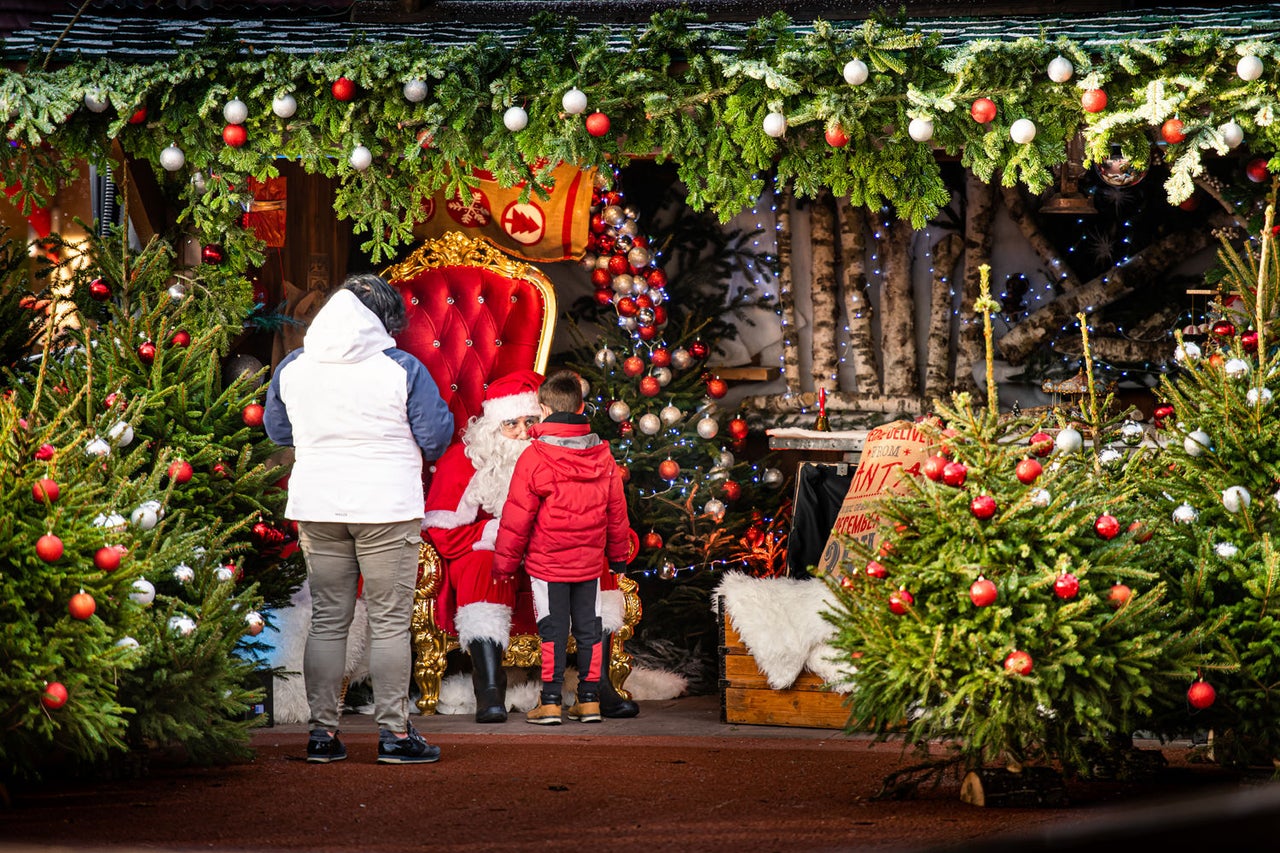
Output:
top-left (536, 578), bottom-right (602, 700)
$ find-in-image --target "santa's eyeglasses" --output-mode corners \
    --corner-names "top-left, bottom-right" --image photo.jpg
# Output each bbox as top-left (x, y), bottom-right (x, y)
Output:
top-left (500, 416), bottom-right (541, 431)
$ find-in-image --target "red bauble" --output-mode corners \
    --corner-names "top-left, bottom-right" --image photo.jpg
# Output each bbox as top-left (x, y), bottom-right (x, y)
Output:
top-left (1094, 513), bottom-right (1120, 540)
top-left (825, 124), bottom-right (849, 147)
top-left (615, 296), bottom-right (638, 317)
top-left (1187, 680), bottom-right (1216, 710)
top-left (648, 347), bottom-right (670, 367)
top-left (705, 378), bottom-right (728, 398)
top-left (865, 560), bottom-right (887, 579)
top-left (137, 341), bottom-right (157, 364)
top-left (332, 76), bottom-right (356, 101)
top-left (127, 106), bottom-right (147, 125)
top-left (171, 330), bottom-right (191, 347)
top-left (201, 244), bottom-right (225, 265)
top-left (1212, 320), bottom-right (1236, 338)
top-left (1015, 458), bottom-right (1042, 485)
top-left (888, 588), bottom-right (914, 615)
top-left (607, 254), bottom-right (630, 276)
top-left (32, 477), bottom-right (60, 503)
top-left (1053, 571), bottom-right (1080, 600)
top-left (1241, 330), bottom-right (1260, 353)
top-left (222, 123), bottom-right (247, 147)
top-left (688, 340), bottom-right (709, 360)
top-left (104, 391), bottom-right (123, 409)
top-left (242, 403), bottom-right (265, 427)
top-left (622, 356), bottom-right (645, 377)
top-left (839, 575), bottom-right (856, 590)
top-left (970, 494), bottom-right (997, 520)
top-left (1003, 650), bottom-right (1033, 676)
top-left (941, 461), bottom-right (968, 487)
top-left (1029, 431), bottom-right (1053, 457)
top-left (36, 533), bottom-right (63, 562)
top-left (970, 97), bottom-right (997, 123)
top-left (94, 545), bottom-right (123, 572)
top-left (168, 459), bottom-right (194, 484)
top-left (969, 576), bottom-right (998, 607)
top-left (590, 268), bottom-right (611, 288)
top-left (1128, 520), bottom-right (1153, 543)
top-left (728, 417), bottom-right (749, 440)
top-left (41, 681), bottom-right (68, 710)
top-left (1152, 403), bottom-right (1175, 428)
top-left (618, 420), bottom-right (634, 438)
top-left (639, 376), bottom-right (661, 397)
top-left (617, 464), bottom-right (630, 483)
top-left (658, 459), bottom-right (680, 480)
top-left (643, 530), bottom-right (664, 550)
top-left (212, 461), bottom-right (230, 478)
top-left (637, 324), bottom-right (657, 342)
top-left (585, 112), bottom-right (611, 137)
top-left (1178, 194), bottom-right (1200, 212)
top-left (68, 591), bottom-right (96, 620)
top-left (1108, 583), bottom-right (1132, 608)
top-left (34, 443), bottom-right (55, 461)
top-left (720, 480), bottom-right (742, 502)
top-left (1246, 157), bottom-right (1270, 183)
top-left (646, 268), bottom-right (668, 289)
top-left (1081, 88), bottom-right (1108, 113)
top-left (1160, 118), bottom-right (1186, 144)
top-left (921, 454), bottom-right (947, 482)
top-left (88, 278), bottom-right (111, 300)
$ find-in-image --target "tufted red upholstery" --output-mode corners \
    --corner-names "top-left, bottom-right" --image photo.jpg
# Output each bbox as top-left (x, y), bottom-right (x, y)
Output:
top-left (391, 264), bottom-right (552, 444)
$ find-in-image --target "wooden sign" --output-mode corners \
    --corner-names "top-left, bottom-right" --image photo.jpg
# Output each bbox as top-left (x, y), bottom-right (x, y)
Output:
top-left (814, 420), bottom-right (932, 576)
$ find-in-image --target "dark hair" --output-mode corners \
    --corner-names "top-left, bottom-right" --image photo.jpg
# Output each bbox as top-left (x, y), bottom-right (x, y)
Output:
top-left (539, 369), bottom-right (583, 414)
top-left (343, 272), bottom-right (407, 336)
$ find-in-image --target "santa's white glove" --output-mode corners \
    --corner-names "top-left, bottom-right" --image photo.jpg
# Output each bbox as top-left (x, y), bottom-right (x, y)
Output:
top-left (474, 518), bottom-right (499, 551)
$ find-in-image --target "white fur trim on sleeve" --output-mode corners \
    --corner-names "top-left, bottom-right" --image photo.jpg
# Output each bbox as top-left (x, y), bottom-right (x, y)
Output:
top-left (474, 518), bottom-right (499, 551)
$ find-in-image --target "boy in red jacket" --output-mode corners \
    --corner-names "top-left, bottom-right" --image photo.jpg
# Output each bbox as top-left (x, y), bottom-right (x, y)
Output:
top-left (492, 369), bottom-right (632, 725)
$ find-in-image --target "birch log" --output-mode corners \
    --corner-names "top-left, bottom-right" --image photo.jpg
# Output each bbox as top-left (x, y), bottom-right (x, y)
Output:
top-left (924, 232), bottom-right (964, 399)
top-left (837, 196), bottom-right (878, 395)
top-left (810, 190), bottom-right (840, 392)
top-left (880, 219), bottom-right (917, 397)
top-left (956, 172), bottom-right (996, 390)
top-left (774, 181), bottom-right (801, 395)
top-left (1000, 184), bottom-right (1085, 293)
top-left (741, 390), bottom-right (927, 415)
top-left (997, 218), bottom-right (1226, 365)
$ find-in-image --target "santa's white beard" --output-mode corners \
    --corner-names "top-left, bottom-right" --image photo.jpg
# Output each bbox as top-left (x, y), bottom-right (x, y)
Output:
top-left (462, 419), bottom-right (528, 516)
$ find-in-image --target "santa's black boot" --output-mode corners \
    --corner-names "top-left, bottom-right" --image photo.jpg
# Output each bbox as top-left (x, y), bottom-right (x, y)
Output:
top-left (598, 633), bottom-right (639, 718)
top-left (468, 640), bottom-right (508, 723)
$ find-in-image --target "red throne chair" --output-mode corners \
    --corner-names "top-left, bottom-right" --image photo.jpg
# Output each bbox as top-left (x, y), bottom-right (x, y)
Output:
top-left (382, 231), bottom-right (641, 714)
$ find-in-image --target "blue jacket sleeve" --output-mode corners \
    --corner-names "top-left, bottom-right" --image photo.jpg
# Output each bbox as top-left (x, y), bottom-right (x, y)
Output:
top-left (263, 351), bottom-right (299, 447)
top-left (388, 348), bottom-right (453, 460)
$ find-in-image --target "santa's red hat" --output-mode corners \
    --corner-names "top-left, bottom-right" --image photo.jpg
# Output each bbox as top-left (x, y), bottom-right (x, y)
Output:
top-left (482, 369), bottom-right (544, 422)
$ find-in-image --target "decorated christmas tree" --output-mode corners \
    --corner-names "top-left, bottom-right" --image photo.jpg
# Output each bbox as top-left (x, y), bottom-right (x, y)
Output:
top-left (1137, 204), bottom-right (1280, 768)
top-left (1, 227), bottom-right (302, 781)
top-left (823, 269), bottom-right (1211, 791)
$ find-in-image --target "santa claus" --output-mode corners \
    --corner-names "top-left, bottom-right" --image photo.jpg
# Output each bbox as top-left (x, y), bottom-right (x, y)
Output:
top-left (423, 369), bottom-right (637, 722)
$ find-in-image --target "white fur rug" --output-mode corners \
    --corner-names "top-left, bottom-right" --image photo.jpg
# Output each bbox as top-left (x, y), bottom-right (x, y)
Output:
top-left (713, 572), bottom-right (853, 692)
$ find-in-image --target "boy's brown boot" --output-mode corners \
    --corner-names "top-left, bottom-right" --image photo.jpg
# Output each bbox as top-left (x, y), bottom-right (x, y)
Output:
top-left (526, 692), bottom-right (562, 726)
top-left (567, 691), bottom-right (602, 723)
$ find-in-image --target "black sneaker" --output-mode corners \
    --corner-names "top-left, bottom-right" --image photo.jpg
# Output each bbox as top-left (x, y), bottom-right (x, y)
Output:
top-left (306, 729), bottom-right (347, 764)
top-left (377, 722), bottom-right (441, 764)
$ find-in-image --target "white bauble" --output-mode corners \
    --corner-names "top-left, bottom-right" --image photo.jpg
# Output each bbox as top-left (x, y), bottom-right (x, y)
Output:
top-left (168, 615), bottom-right (197, 637)
top-left (1010, 118), bottom-right (1037, 144)
top-left (637, 413), bottom-right (662, 435)
top-left (190, 171), bottom-right (207, 195)
top-left (1221, 120), bottom-right (1245, 149)
top-left (84, 89), bottom-right (109, 113)
top-left (608, 400), bottom-right (631, 422)
top-left (1172, 503), bottom-right (1199, 524)
top-left (1224, 358), bottom-right (1251, 379)
top-left (562, 87), bottom-right (588, 115)
top-left (173, 563), bottom-right (195, 584)
top-left (159, 144), bottom-right (186, 172)
top-left (1120, 420), bottom-right (1144, 446)
top-left (246, 611), bottom-right (266, 630)
top-left (1055, 426), bottom-right (1084, 454)
top-left (659, 404), bottom-right (683, 426)
top-left (85, 437), bottom-right (111, 457)
top-left (696, 416), bottom-right (719, 439)
top-left (1184, 429), bottom-right (1211, 457)
top-left (402, 80), bottom-right (428, 103)
top-left (594, 347), bottom-right (616, 369)
top-left (1047, 55), bottom-right (1074, 83)
top-left (842, 58), bottom-right (869, 86)
top-left (762, 111), bottom-right (787, 138)
top-left (1215, 542), bottom-right (1239, 560)
top-left (223, 98), bottom-right (248, 125)
top-left (129, 578), bottom-right (156, 606)
top-left (653, 366), bottom-right (673, 386)
top-left (717, 451), bottom-right (735, 469)
top-left (1223, 485), bottom-right (1252, 513)
top-left (349, 145), bottom-right (372, 171)
top-left (671, 348), bottom-right (693, 370)
top-left (762, 467), bottom-right (784, 487)
top-left (272, 93), bottom-right (298, 118)
top-left (1248, 387), bottom-right (1274, 407)
top-left (215, 565), bottom-right (236, 582)
top-left (1175, 341), bottom-right (1202, 362)
top-left (627, 246), bottom-right (651, 270)
top-left (704, 498), bottom-right (726, 519)
top-left (192, 545), bottom-right (207, 563)
top-left (1238, 54), bottom-right (1264, 82)
top-left (131, 505), bottom-right (159, 531)
top-left (168, 282), bottom-right (189, 302)
top-left (93, 512), bottom-right (127, 530)
top-left (108, 420), bottom-right (134, 447)
top-left (611, 274), bottom-right (634, 295)
top-left (1030, 488), bottom-right (1052, 508)
top-left (115, 636), bottom-right (140, 649)
top-left (503, 105), bottom-right (528, 132)
top-left (907, 118), bottom-right (934, 142)
top-left (1098, 447), bottom-right (1123, 467)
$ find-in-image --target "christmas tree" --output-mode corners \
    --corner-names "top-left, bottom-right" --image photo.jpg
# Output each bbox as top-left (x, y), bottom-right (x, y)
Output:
top-left (1, 227), bottom-right (303, 781)
top-left (823, 269), bottom-right (1211, 787)
top-left (1137, 203), bottom-right (1280, 768)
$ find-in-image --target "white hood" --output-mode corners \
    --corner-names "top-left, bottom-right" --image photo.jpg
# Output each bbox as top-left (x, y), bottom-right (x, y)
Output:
top-left (303, 290), bottom-right (395, 364)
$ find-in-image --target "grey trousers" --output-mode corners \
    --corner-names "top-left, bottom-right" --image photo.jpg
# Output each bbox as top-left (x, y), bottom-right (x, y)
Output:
top-left (298, 519), bottom-right (422, 733)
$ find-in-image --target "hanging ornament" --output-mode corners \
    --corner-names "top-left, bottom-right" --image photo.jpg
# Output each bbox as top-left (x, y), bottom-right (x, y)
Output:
top-left (1056, 427), bottom-right (1084, 454)
top-left (170, 329), bottom-right (191, 348)
top-left (32, 477), bottom-right (60, 504)
top-left (223, 98), bottom-right (249, 125)
top-left (1161, 118), bottom-right (1186, 144)
top-left (201, 243), bottom-right (225, 265)
top-left (35, 533), bottom-right (63, 562)
top-left (88, 278), bottom-right (112, 300)
top-left (41, 682), bottom-right (69, 710)
top-left (907, 118), bottom-right (934, 143)
top-left (607, 400), bottom-right (631, 422)
top-left (243, 403), bottom-right (266, 427)
top-left (1174, 340), bottom-right (1201, 362)
top-left (159, 144), bottom-right (186, 172)
top-left (127, 106), bottom-right (147, 125)
top-left (643, 530), bottom-right (664, 550)
top-left (1009, 118), bottom-right (1037, 144)
top-left (402, 80), bottom-right (428, 103)
top-left (705, 377), bottom-right (728, 398)
top-left (1183, 429), bottom-right (1211, 457)
top-left (85, 437), bottom-right (110, 457)
top-left (349, 145), bottom-right (372, 171)
top-left (728, 417), bottom-right (749, 440)
top-left (1094, 513), bottom-right (1120, 539)
top-left (222, 123), bottom-right (247, 147)
top-left (1053, 571), bottom-right (1080, 600)
top-left (865, 560), bottom-right (887, 579)
top-left (585, 112), bottom-right (611, 137)
top-left (136, 341), bottom-right (156, 364)
top-left (35, 442), bottom-right (56, 462)
top-left (1004, 650), bottom-right (1033, 675)
top-left (167, 281), bottom-right (189, 302)
top-left (1152, 404), bottom-right (1175, 428)
top-left (130, 578), bottom-right (156, 605)
top-left (215, 564), bottom-right (236, 582)
top-left (173, 563), bottom-right (195, 584)
top-left (116, 637), bottom-right (139, 650)
top-left (942, 461), bottom-right (968, 487)
top-left (66, 590), bottom-right (96, 621)
top-left (562, 87), bottom-right (588, 115)
top-left (1098, 447), bottom-right (1123, 467)
top-left (272, 93), bottom-right (298, 118)
top-left (970, 98), bottom-right (997, 123)
top-left (761, 467), bottom-right (784, 488)
top-left (1187, 679), bottom-right (1216, 710)
top-left (1120, 421), bottom-right (1144, 446)
top-left (1172, 503), bottom-right (1198, 524)
top-left (131, 504), bottom-right (159, 531)
top-left (108, 420), bottom-right (134, 447)
top-left (594, 346), bottom-right (616, 369)
top-left (1015, 458), bottom-right (1042, 484)
top-left (658, 561), bottom-right (677, 580)
top-left (638, 376), bottom-right (661, 397)
top-left (922, 455), bottom-right (947, 481)
top-left (637, 413), bottom-right (662, 435)
top-left (1246, 157), bottom-right (1270, 183)
top-left (888, 588), bottom-right (914, 615)
top-left (1247, 387), bottom-right (1273, 407)
top-left (503, 105), bottom-right (529, 132)
top-left (825, 124), bottom-right (849, 148)
top-left (969, 576), bottom-right (998, 607)
top-left (704, 498), bottom-right (726, 519)
top-left (842, 58), bottom-right (870, 85)
top-left (696, 415), bottom-right (718, 439)
top-left (1222, 485), bottom-right (1252, 513)
top-left (970, 495), bottom-right (997, 520)
top-left (1220, 120), bottom-right (1244, 149)
top-left (720, 480), bottom-right (742, 502)
top-left (762, 111), bottom-right (787, 138)
top-left (1029, 431), bottom-right (1054, 457)
top-left (84, 89), bottom-right (108, 113)
top-left (167, 459), bottom-right (194, 484)
top-left (1224, 358), bottom-right (1250, 379)
top-left (331, 76), bottom-right (356, 101)
top-left (658, 458), bottom-right (680, 480)
top-left (1081, 89), bottom-right (1108, 113)
top-left (1215, 542), bottom-right (1239, 560)
top-left (93, 544), bottom-right (123, 572)
top-left (1237, 54), bottom-right (1264, 81)
top-left (659, 404), bottom-right (683, 426)
top-left (671, 347), bottom-right (693, 370)
top-left (1046, 55), bottom-right (1074, 82)
top-left (245, 611), bottom-right (266, 636)
top-left (168, 615), bottom-right (198, 636)
top-left (1030, 488), bottom-right (1051, 508)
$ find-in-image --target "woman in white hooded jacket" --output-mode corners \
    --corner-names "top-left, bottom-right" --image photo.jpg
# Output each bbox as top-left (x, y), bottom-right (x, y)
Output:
top-left (265, 273), bottom-right (452, 765)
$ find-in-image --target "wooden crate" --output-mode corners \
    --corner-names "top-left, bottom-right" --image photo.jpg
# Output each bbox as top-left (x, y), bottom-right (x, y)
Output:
top-left (718, 597), bottom-right (850, 729)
